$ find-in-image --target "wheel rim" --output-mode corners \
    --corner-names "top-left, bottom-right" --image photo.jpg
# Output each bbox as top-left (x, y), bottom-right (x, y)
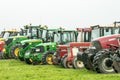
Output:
top-left (67, 61), bottom-right (73, 68)
top-left (29, 58), bottom-right (33, 62)
top-left (46, 54), bottom-right (53, 64)
top-left (14, 48), bottom-right (19, 57)
top-left (76, 60), bottom-right (84, 68)
top-left (101, 58), bottom-right (114, 72)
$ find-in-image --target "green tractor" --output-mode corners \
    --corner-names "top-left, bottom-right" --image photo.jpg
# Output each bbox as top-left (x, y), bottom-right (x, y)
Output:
top-left (18, 28), bottom-right (66, 63)
top-left (24, 30), bottom-right (78, 65)
top-left (2, 25), bottom-right (47, 59)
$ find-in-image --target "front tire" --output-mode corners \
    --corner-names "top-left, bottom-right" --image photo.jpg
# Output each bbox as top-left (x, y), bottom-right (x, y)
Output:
top-left (9, 44), bottom-right (20, 58)
top-left (61, 54), bottom-right (73, 68)
top-left (41, 51), bottom-right (54, 65)
top-left (72, 56), bottom-right (84, 69)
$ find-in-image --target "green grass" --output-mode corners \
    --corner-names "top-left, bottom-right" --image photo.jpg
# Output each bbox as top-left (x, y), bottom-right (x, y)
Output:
top-left (0, 59), bottom-right (120, 80)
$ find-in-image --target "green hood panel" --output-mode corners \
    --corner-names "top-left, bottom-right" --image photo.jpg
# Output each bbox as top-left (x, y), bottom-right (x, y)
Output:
top-left (8, 36), bottom-right (28, 39)
top-left (21, 39), bottom-right (42, 43)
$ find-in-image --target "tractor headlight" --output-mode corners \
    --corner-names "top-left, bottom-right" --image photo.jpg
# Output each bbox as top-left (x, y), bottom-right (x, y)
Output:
top-left (35, 46), bottom-right (44, 53)
top-left (35, 48), bottom-right (41, 52)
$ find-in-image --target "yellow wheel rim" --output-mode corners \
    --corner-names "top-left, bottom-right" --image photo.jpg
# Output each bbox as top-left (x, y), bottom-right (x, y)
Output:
top-left (14, 48), bottom-right (19, 57)
top-left (29, 58), bottom-right (33, 62)
top-left (46, 54), bottom-right (53, 64)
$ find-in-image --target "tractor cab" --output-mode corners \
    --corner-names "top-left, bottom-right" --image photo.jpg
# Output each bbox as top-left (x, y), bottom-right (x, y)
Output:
top-left (0, 29), bottom-right (18, 41)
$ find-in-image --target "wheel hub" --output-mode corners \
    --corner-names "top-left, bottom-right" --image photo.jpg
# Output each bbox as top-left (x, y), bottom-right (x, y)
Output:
top-left (46, 54), bottom-right (53, 64)
top-left (14, 48), bottom-right (19, 57)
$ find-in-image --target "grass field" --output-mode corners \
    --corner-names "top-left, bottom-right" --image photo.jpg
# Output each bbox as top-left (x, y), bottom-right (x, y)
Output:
top-left (0, 59), bottom-right (120, 80)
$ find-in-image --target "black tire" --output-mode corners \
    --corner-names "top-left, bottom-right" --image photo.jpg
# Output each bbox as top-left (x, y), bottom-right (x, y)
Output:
top-left (32, 60), bottom-right (40, 65)
top-left (0, 52), bottom-right (4, 59)
top-left (24, 50), bottom-right (32, 64)
top-left (93, 50), bottom-right (115, 73)
top-left (41, 51), bottom-right (54, 65)
top-left (18, 52), bottom-right (24, 61)
top-left (113, 61), bottom-right (120, 73)
top-left (82, 52), bottom-right (94, 70)
top-left (24, 58), bottom-right (32, 64)
top-left (52, 52), bottom-right (60, 65)
top-left (61, 54), bottom-right (73, 68)
top-left (18, 56), bottom-right (24, 61)
top-left (72, 56), bottom-right (84, 69)
top-left (9, 44), bottom-right (20, 58)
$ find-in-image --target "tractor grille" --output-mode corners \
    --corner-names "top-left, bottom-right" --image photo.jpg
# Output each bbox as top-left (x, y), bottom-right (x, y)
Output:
top-left (5, 38), bottom-right (13, 45)
top-left (91, 41), bottom-right (102, 52)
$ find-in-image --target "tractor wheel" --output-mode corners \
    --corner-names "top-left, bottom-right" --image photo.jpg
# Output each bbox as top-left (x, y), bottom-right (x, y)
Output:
top-left (61, 54), bottom-right (73, 68)
top-left (52, 52), bottom-right (60, 65)
top-left (9, 44), bottom-right (20, 58)
top-left (18, 56), bottom-right (24, 61)
top-left (93, 50), bottom-right (115, 73)
top-left (72, 56), bottom-right (84, 69)
top-left (32, 60), bottom-right (40, 65)
top-left (0, 52), bottom-right (4, 59)
top-left (24, 58), bottom-right (32, 64)
top-left (82, 53), bottom-right (94, 70)
top-left (41, 51), bottom-right (54, 65)
top-left (112, 57), bottom-right (120, 73)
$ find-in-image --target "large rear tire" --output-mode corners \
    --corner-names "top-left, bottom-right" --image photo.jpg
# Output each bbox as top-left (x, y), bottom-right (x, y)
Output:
top-left (41, 51), bottom-right (54, 65)
top-left (72, 56), bottom-right (84, 69)
top-left (93, 50), bottom-right (115, 73)
top-left (9, 44), bottom-right (20, 58)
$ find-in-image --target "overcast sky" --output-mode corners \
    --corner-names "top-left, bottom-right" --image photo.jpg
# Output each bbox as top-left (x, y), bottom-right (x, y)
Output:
top-left (0, 0), bottom-right (120, 31)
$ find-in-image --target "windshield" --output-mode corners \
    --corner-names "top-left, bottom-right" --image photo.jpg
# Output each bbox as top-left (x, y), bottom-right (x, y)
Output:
top-left (3, 32), bottom-right (10, 39)
top-left (54, 32), bottom-right (60, 43)
top-left (114, 28), bottom-right (119, 34)
top-left (91, 29), bottom-right (100, 40)
top-left (104, 28), bottom-right (112, 36)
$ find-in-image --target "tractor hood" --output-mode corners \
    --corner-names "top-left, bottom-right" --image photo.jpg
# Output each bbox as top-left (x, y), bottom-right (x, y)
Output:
top-left (8, 36), bottom-right (28, 39)
top-left (91, 34), bottom-right (120, 49)
top-left (36, 42), bottom-right (56, 47)
top-left (21, 39), bottom-right (42, 44)
top-left (0, 38), bottom-right (4, 41)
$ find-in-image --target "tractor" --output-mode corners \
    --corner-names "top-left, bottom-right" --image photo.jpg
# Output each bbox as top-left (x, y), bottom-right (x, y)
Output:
top-left (0, 29), bottom-right (19, 59)
top-left (52, 28), bottom-right (91, 68)
top-left (18, 28), bottom-right (63, 63)
top-left (0, 29), bottom-right (19, 51)
top-left (59, 22), bottom-right (120, 69)
top-left (1, 25), bottom-right (46, 59)
top-left (76, 22), bottom-right (120, 73)
top-left (24, 29), bottom-right (77, 65)
top-left (81, 34), bottom-right (120, 73)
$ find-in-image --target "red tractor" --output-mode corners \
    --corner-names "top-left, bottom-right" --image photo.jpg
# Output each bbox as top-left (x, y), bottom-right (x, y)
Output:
top-left (58, 22), bottom-right (120, 69)
top-left (78, 34), bottom-right (120, 73)
top-left (52, 27), bottom-right (91, 67)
